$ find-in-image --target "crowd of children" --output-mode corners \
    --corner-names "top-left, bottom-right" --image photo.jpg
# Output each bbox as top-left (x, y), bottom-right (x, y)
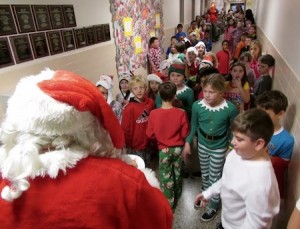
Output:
top-left (92, 6), bottom-right (295, 229)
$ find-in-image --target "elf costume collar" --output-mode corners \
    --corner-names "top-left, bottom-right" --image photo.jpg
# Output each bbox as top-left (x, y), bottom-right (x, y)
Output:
top-left (198, 98), bottom-right (229, 112)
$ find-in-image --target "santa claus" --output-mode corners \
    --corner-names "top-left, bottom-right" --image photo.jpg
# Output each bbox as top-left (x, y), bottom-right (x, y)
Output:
top-left (0, 69), bottom-right (173, 228)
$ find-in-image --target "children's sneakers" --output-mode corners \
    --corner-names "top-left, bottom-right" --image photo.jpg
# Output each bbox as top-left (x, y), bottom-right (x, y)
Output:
top-left (200, 208), bottom-right (217, 222)
top-left (190, 171), bottom-right (201, 179)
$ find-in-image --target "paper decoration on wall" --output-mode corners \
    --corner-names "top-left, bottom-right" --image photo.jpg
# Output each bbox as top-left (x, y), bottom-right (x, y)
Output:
top-left (155, 13), bottom-right (160, 28)
top-left (150, 30), bottom-right (155, 37)
top-left (123, 17), bottom-right (133, 37)
top-left (111, 0), bottom-right (164, 76)
top-left (134, 36), bottom-right (142, 54)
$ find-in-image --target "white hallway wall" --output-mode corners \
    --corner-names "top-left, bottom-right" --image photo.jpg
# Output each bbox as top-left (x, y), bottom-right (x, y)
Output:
top-left (255, 0), bottom-right (300, 228)
top-left (163, 0), bottom-right (180, 30)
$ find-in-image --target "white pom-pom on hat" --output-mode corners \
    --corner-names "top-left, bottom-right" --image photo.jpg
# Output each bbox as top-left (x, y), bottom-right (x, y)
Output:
top-left (147, 74), bottom-right (163, 84)
top-left (96, 75), bottom-right (114, 104)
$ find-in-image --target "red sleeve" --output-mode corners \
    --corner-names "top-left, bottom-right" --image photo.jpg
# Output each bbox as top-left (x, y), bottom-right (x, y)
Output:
top-left (121, 105), bottom-right (132, 148)
top-left (134, 177), bottom-right (173, 229)
top-left (216, 51), bottom-right (221, 61)
top-left (146, 113), bottom-right (155, 140)
top-left (234, 43), bottom-right (242, 59)
top-left (181, 112), bottom-right (190, 139)
top-left (271, 156), bottom-right (289, 198)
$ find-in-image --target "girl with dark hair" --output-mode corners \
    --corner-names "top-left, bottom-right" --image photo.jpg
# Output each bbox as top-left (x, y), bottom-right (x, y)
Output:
top-left (225, 62), bottom-right (250, 112)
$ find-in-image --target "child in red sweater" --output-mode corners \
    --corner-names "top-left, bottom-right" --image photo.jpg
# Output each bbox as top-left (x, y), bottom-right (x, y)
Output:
top-left (146, 82), bottom-right (189, 209)
top-left (121, 75), bottom-right (155, 167)
top-left (216, 40), bottom-right (232, 76)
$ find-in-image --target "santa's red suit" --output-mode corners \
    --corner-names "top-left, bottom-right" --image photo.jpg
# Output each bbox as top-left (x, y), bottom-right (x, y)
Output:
top-left (209, 3), bottom-right (218, 23)
top-left (0, 157), bottom-right (172, 229)
top-left (0, 69), bottom-right (173, 229)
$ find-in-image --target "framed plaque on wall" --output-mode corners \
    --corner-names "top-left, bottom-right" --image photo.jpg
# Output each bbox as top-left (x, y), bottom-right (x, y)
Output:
top-left (0, 37), bottom-right (15, 68)
top-left (47, 31), bottom-right (63, 55)
top-left (62, 5), bottom-right (76, 28)
top-left (10, 34), bottom-right (33, 63)
top-left (103, 24), bottom-right (111, 41)
top-left (29, 32), bottom-right (49, 59)
top-left (32, 5), bottom-right (52, 31)
top-left (12, 5), bottom-right (36, 33)
top-left (48, 5), bottom-right (65, 29)
top-left (85, 26), bottom-right (96, 45)
top-left (74, 28), bottom-right (87, 48)
top-left (0, 5), bottom-right (17, 36)
top-left (94, 24), bottom-right (104, 43)
top-left (61, 29), bottom-right (75, 51)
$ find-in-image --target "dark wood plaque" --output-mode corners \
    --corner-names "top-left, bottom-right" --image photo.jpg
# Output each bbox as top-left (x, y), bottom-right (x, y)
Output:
top-left (12, 5), bottom-right (36, 33)
top-left (94, 24), bottom-right (104, 43)
top-left (0, 37), bottom-right (14, 68)
top-left (29, 32), bottom-right (49, 59)
top-left (47, 31), bottom-right (63, 55)
top-left (0, 5), bottom-right (17, 36)
top-left (62, 5), bottom-right (76, 28)
top-left (10, 34), bottom-right (33, 63)
top-left (85, 26), bottom-right (96, 45)
top-left (103, 24), bottom-right (111, 41)
top-left (32, 5), bottom-right (52, 31)
top-left (61, 29), bottom-right (75, 51)
top-left (74, 28), bottom-right (87, 48)
top-left (48, 5), bottom-right (65, 29)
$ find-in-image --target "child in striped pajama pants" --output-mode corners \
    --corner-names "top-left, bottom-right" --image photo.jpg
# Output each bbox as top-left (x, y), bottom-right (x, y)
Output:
top-left (183, 73), bottom-right (238, 221)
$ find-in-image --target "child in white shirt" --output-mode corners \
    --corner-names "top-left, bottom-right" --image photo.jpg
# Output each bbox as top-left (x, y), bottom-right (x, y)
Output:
top-left (195, 108), bottom-right (280, 229)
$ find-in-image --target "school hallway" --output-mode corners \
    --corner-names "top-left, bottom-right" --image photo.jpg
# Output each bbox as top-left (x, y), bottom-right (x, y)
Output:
top-left (0, 0), bottom-right (300, 229)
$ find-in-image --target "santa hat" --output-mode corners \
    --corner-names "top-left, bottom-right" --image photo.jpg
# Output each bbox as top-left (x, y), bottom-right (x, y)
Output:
top-left (96, 75), bottom-right (114, 104)
top-left (3, 69), bottom-right (124, 150)
top-left (147, 73), bottom-right (162, 84)
top-left (200, 55), bottom-right (213, 67)
top-left (0, 69), bottom-right (128, 202)
top-left (169, 62), bottom-right (186, 76)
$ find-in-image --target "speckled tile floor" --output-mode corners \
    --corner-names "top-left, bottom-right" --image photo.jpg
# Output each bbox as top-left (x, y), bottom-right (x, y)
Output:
top-left (150, 138), bottom-right (222, 229)
top-left (172, 177), bottom-right (221, 229)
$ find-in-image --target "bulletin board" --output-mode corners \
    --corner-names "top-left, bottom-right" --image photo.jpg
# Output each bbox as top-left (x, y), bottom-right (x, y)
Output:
top-left (110, 0), bottom-right (164, 75)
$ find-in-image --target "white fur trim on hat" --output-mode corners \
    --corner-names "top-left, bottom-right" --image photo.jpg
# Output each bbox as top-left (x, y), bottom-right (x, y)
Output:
top-left (195, 41), bottom-right (206, 48)
top-left (183, 37), bottom-right (190, 43)
top-left (118, 73), bottom-right (131, 83)
top-left (186, 47), bottom-right (198, 55)
top-left (147, 74), bottom-right (162, 84)
top-left (189, 31), bottom-right (197, 37)
top-left (96, 75), bottom-right (113, 104)
top-left (3, 69), bottom-right (97, 137)
top-left (200, 60), bottom-right (213, 68)
top-left (96, 75), bottom-right (113, 89)
top-left (160, 60), bottom-right (171, 72)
